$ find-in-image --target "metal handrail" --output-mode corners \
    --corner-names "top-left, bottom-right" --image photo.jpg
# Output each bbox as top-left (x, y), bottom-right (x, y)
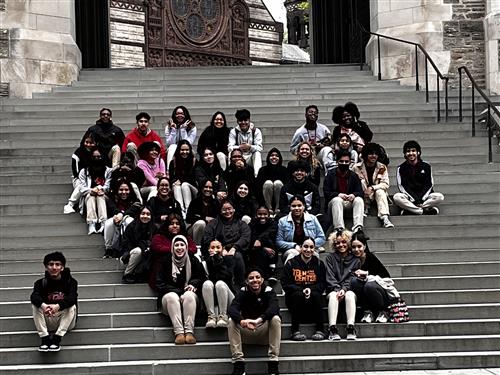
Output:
top-left (356, 22), bottom-right (449, 122)
top-left (458, 66), bottom-right (500, 163)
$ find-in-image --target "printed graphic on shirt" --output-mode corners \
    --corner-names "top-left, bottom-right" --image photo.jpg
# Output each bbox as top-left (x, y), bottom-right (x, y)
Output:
top-left (47, 292), bottom-right (65, 303)
top-left (292, 268), bottom-right (317, 285)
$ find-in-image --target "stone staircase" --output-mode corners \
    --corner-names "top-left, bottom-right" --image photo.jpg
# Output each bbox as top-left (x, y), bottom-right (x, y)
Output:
top-left (0, 65), bottom-right (499, 374)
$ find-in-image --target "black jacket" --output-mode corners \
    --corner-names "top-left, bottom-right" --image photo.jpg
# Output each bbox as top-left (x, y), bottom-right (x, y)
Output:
top-left (281, 255), bottom-right (326, 295)
top-left (396, 160), bottom-right (434, 204)
top-left (197, 125), bottom-right (231, 156)
top-left (193, 163), bottom-right (227, 193)
top-left (205, 254), bottom-right (235, 293)
top-left (185, 196), bottom-right (220, 226)
top-left (323, 168), bottom-right (363, 203)
top-left (223, 164), bottom-right (255, 196)
top-left (201, 216), bottom-right (251, 258)
top-left (279, 178), bottom-right (321, 215)
top-left (228, 285), bottom-right (280, 323)
top-left (249, 217), bottom-right (277, 249)
top-left (360, 252), bottom-right (390, 279)
top-left (87, 120), bottom-right (125, 158)
top-left (121, 219), bottom-right (154, 254)
top-left (30, 268), bottom-right (78, 311)
top-left (146, 196), bottom-right (183, 225)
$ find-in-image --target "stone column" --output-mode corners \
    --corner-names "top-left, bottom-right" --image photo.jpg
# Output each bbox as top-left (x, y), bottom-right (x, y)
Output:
top-left (0, 0), bottom-right (81, 98)
top-left (485, 0), bottom-right (500, 94)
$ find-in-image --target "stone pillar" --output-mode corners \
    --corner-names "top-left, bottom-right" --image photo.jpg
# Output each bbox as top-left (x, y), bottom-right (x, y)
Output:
top-left (366, 0), bottom-right (453, 90)
top-left (485, 0), bottom-right (500, 94)
top-left (0, 0), bottom-right (81, 98)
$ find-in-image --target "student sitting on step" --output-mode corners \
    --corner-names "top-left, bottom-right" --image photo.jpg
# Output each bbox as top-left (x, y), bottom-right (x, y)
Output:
top-left (197, 111), bottom-right (231, 170)
top-left (165, 105), bottom-right (197, 169)
top-left (79, 148), bottom-right (113, 235)
top-left (256, 148), bottom-right (289, 216)
top-left (63, 131), bottom-right (96, 214)
top-left (393, 140), bottom-right (444, 215)
top-left (231, 180), bottom-right (258, 225)
top-left (223, 149), bottom-right (256, 197)
top-left (331, 105), bottom-right (365, 153)
top-left (330, 133), bottom-right (358, 170)
top-left (281, 237), bottom-right (327, 341)
top-left (110, 152), bottom-right (146, 204)
top-left (349, 231), bottom-right (392, 324)
top-left (169, 140), bottom-right (198, 219)
top-left (156, 235), bottom-right (206, 345)
top-left (202, 239), bottom-right (236, 329)
top-left (146, 176), bottom-right (183, 228)
top-left (122, 112), bottom-right (166, 160)
top-left (31, 252), bottom-right (78, 352)
top-left (344, 101), bottom-right (373, 145)
top-left (137, 141), bottom-right (166, 202)
top-left (194, 146), bottom-right (228, 200)
top-left (289, 141), bottom-right (321, 187)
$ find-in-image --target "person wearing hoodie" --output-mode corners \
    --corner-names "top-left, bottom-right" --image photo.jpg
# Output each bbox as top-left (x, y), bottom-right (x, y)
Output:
top-left (63, 131), bottom-right (96, 214)
top-left (223, 149), bottom-right (256, 197)
top-left (248, 206), bottom-right (278, 281)
top-left (279, 160), bottom-right (321, 216)
top-left (156, 235), bottom-right (206, 345)
top-left (122, 112), bottom-right (166, 159)
top-left (256, 148), bottom-right (289, 216)
top-left (197, 111), bottom-right (231, 170)
top-left (86, 108), bottom-right (125, 168)
top-left (228, 109), bottom-right (263, 176)
top-left (165, 105), bottom-right (197, 168)
top-left (31, 252), bottom-right (78, 352)
top-left (194, 146), bottom-right (228, 199)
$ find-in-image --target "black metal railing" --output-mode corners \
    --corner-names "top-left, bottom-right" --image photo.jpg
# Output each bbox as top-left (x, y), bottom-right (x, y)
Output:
top-left (458, 66), bottom-right (500, 163)
top-left (356, 22), bottom-right (449, 122)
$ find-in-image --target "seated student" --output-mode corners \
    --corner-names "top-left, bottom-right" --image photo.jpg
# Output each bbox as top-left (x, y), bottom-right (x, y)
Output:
top-left (30, 252), bottom-right (77, 352)
top-left (201, 199), bottom-right (251, 288)
top-left (344, 101), bottom-right (373, 144)
top-left (281, 237), bottom-right (326, 341)
top-left (86, 108), bottom-right (125, 168)
top-left (150, 213), bottom-right (197, 289)
top-left (120, 206), bottom-right (154, 284)
top-left (393, 140), bottom-right (444, 215)
top-left (276, 194), bottom-right (325, 264)
top-left (122, 112), bottom-right (166, 159)
top-left (228, 109), bottom-right (263, 177)
top-left (63, 131), bottom-right (96, 214)
top-left (202, 239), bottom-right (235, 329)
top-left (169, 140), bottom-right (198, 218)
top-left (232, 180), bottom-right (258, 225)
top-left (352, 143), bottom-right (394, 228)
top-left (324, 150), bottom-right (364, 233)
top-left (156, 235), bottom-right (206, 345)
top-left (256, 148), bottom-right (289, 216)
top-left (325, 229), bottom-right (361, 341)
top-left (279, 160), bottom-right (321, 216)
top-left (146, 177), bottom-right (183, 228)
top-left (223, 149), bottom-right (256, 197)
top-left (331, 105), bottom-right (365, 152)
top-left (248, 206), bottom-right (278, 281)
top-left (165, 105), bottom-right (197, 168)
top-left (350, 231), bottom-right (392, 323)
top-left (197, 111), bottom-right (231, 170)
top-left (137, 141), bottom-right (166, 201)
top-left (110, 152), bottom-right (146, 203)
top-left (103, 179), bottom-right (142, 258)
top-left (79, 148), bottom-right (112, 235)
top-left (194, 146), bottom-right (228, 200)
top-left (291, 141), bottom-right (321, 187)
top-left (227, 268), bottom-right (281, 375)
top-left (186, 179), bottom-right (220, 245)
top-left (331, 133), bottom-right (358, 170)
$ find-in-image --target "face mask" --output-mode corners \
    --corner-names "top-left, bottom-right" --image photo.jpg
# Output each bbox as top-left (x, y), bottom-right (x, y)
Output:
top-left (337, 163), bottom-right (349, 172)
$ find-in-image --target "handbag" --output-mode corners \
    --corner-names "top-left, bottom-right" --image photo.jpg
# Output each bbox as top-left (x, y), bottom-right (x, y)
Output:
top-left (386, 298), bottom-right (410, 323)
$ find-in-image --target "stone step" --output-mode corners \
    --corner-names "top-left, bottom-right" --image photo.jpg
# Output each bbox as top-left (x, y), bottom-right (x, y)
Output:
top-left (376, 248), bottom-right (500, 264)
top-left (0, 351), bottom-right (498, 375)
top-left (0, 334), bottom-right (499, 366)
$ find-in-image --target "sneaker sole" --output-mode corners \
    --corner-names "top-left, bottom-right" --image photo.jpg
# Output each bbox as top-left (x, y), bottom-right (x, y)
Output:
top-left (48, 347), bottom-right (61, 352)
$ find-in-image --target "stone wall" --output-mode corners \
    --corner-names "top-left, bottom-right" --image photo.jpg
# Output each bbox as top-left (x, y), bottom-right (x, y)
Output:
top-left (0, 0), bottom-right (80, 98)
top-left (443, 0), bottom-right (486, 89)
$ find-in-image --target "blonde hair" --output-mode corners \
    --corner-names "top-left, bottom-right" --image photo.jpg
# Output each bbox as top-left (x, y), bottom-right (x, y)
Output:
top-left (328, 229), bottom-right (353, 249)
top-left (295, 141), bottom-right (319, 171)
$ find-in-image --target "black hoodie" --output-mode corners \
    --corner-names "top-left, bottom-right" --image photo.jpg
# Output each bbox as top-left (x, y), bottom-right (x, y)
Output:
top-left (30, 268), bottom-right (78, 311)
top-left (71, 132), bottom-right (95, 179)
top-left (87, 120), bottom-right (125, 163)
top-left (255, 148), bottom-right (289, 186)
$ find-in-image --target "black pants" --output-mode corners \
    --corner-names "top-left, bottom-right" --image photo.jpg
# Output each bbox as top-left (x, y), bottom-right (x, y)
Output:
top-left (285, 289), bottom-right (324, 332)
top-left (247, 246), bottom-right (278, 279)
top-left (232, 252), bottom-right (246, 288)
top-left (350, 278), bottom-right (389, 315)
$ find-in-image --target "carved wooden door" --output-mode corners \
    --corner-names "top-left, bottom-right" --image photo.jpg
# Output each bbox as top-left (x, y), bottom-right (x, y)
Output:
top-left (146, 0), bottom-right (250, 67)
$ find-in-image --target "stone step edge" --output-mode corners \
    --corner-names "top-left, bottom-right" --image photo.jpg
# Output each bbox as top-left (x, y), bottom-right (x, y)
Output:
top-left (1, 350), bottom-right (497, 371)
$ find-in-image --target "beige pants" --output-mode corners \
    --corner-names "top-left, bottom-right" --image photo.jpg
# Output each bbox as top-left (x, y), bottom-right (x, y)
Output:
top-left (202, 280), bottom-right (234, 316)
top-left (161, 291), bottom-right (198, 335)
top-left (85, 194), bottom-right (107, 224)
top-left (393, 192), bottom-right (444, 214)
top-left (109, 145), bottom-right (121, 168)
top-left (262, 180), bottom-right (283, 211)
top-left (365, 189), bottom-right (390, 217)
top-left (32, 305), bottom-right (77, 337)
top-left (228, 315), bottom-right (281, 362)
top-left (123, 247), bottom-right (142, 275)
top-left (329, 196), bottom-right (364, 229)
top-left (188, 220), bottom-right (206, 245)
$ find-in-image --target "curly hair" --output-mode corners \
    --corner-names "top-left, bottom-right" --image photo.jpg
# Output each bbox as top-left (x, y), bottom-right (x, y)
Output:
top-left (295, 141), bottom-right (319, 171)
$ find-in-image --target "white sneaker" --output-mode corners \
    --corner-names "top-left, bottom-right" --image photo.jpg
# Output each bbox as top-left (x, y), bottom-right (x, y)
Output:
top-left (216, 314), bottom-right (229, 328)
top-left (381, 215), bottom-right (394, 228)
top-left (63, 204), bottom-right (75, 214)
top-left (88, 222), bottom-right (97, 235)
top-left (361, 311), bottom-right (373, 323)
top-left (205, 315), bottom-right (217, 328)
top-left (375, 312), bottom-right (388, 323)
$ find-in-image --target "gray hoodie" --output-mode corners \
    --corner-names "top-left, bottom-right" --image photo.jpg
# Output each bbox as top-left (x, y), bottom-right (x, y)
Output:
top-left (325, 252), bottom-right (360, 293)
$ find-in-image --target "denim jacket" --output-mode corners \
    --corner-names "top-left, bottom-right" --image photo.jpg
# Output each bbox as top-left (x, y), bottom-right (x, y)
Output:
top-left (276, 212), bottom-right (326, 251)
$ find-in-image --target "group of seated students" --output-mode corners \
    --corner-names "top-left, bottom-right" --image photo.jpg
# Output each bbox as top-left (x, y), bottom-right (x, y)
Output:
top-left (61, 103), bottom-right (444, 346)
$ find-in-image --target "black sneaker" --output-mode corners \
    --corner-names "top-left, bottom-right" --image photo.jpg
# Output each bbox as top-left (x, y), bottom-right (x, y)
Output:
top-left (48, 334), bottom-right (62, 352)
top-left (346, 324), bottom-right (357, 340)
top-left (423, 207), bottom-right (439, 215)
top-left (268, 361), bottom-right (279, 375)
top-left (328, 325), bottom-right (340, 341)
top-left (122, 274), bottom-right (136, 284)
top-left (38, 336), bottom-right (51, 352)
top-left (231, 361), bottom-right (246, 375)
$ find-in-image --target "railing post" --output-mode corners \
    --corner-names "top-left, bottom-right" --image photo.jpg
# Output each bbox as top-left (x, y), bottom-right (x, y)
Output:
top-left (472, 86), bottom-right (475, 137)
top-left (359, 28), bottom-right (363, 71)
top-left (437, 76), bottom-right (441, 122)
top-left (377, 35), bottom-right (381, 81)
top-left (445, 78), bottom-right (449, 122)
top-left (487, 105), bottom-right (492, 163)
top-left (415, 45), bottom-right (419, 91)
top-left (425, 59), bottom-right (429, 103)
top-left (459, 68), bottom-right (463, 122)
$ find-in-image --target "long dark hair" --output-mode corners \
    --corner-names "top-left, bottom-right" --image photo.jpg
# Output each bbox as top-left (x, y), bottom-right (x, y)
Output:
top-left (171, 105), bottom-right (195, 130)
top-left (351, 231), bottom-right (371, 254)
top-left (172, 140), bottom-right (196, 172)
top-left (110, 178), bottom-right (139, 205)
top-left (199, 146), bottom-right (223, 172)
